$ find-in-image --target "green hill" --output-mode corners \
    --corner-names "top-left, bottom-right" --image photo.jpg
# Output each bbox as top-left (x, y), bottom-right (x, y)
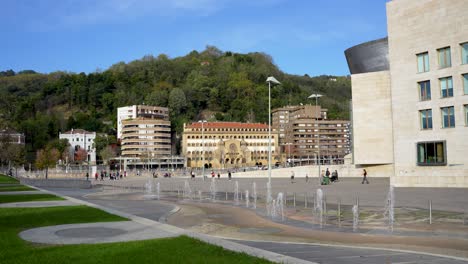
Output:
top-left (0, 46), bottom-right (351, 160)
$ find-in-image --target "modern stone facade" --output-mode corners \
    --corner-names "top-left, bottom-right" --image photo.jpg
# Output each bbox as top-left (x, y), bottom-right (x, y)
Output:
top-left (182, 122), bottom-right (279, 169)
top-left (346, 0), bottom-right (468, 187)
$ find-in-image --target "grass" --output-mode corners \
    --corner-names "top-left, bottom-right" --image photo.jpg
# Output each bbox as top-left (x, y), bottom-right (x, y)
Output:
top-left (0, 206), bottom-right (273, 264)
top-left (0, 174), bottom-right (19, 184)
top-left (0, 194), bottom-right (64, 204)
top-left (0, 185), bottom-right (35, 192)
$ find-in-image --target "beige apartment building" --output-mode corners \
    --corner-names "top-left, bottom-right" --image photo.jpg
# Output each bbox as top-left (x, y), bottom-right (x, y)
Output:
top-left (272, 105), bottom-right (350, 165)
top-left (182, 122), bottom-right (280, 169)
top-left (345, 0), bottom-right (468, 187)
top-left (118, 105), bottom-right (173, 168)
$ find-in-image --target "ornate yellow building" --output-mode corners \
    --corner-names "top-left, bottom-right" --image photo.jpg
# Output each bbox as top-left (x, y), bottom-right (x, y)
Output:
top-left (182, 122), bottom-right (279, 169)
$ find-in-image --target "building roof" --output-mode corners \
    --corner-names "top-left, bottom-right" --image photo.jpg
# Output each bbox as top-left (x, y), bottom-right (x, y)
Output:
top-left (61, 129), bottom-right (95, 135)
top-left (186, 122), bottom-right (269, 129)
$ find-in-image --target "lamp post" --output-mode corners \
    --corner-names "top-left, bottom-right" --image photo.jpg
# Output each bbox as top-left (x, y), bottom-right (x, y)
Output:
top-left (266, 77), bottom-right (281, 184)
top-left (308, 93), bottom-right (323, 183)
top-left (199, 120), bottom-right (207, 180)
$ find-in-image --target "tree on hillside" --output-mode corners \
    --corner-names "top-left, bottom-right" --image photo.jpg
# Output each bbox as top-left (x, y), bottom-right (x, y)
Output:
top-left (35, 147), bottom-right (60, 179)
top-left (168, 88), bottom-right (187, 116)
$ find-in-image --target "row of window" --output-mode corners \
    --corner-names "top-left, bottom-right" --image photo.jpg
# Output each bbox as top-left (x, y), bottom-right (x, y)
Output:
top-left (186, 142), bottom-right (272, 147)
top-left (191, 128), bottom-right (269, 132)
top-left (187, 135), bottom-right (275, 139)
top-left (417, 42), bottom-right (468, 73)
top-left (419, 105), bottom-right (468, 129)
top-left (419, 74), bottom-right (468, 100)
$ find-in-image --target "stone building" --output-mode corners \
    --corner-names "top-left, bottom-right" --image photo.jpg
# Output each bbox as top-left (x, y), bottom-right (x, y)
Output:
top-left (345, 0), bottom-right (468, 187)
top-left (182, 122), bottom-right (280, 169)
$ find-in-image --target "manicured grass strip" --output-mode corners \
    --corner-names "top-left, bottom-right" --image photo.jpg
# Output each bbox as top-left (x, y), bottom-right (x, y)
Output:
top-left (0, 194), bottom-right (64, 204)
top-left (0, 206), bottom-right (272, 264)
top-left (0, 174), bottom-right (19, 183)
top-left (0, 185), bottom-right (35, 192)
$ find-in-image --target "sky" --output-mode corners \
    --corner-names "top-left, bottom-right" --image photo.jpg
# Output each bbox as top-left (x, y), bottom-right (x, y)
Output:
top-left (1, 0), bottom-right (389, 77)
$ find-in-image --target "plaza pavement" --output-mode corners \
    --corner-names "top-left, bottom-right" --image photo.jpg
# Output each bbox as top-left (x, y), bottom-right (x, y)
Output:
top-left (5, 177), bottom-right (467, 264)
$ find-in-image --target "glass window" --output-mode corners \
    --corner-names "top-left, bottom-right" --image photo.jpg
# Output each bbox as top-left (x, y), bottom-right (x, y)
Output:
top-left (419, 109), bottom-right (432, 129)
top-left (465, 105), bottom-right (468, 126)
top-left (441, 106), bottom-right (455, 128)
top-left (417, 52), bottom-right (429, 73)
top-left (417, 141), bottom-right (446, 166)
top-left (418, 80), bottom-right (431, 101)
top-left (462, 42), bottom-right (468, 65)
top-left (463, 73), bottom-right (468, 95)
top-left (437, 47), bottom-right (451, 68)
top-left (440, 77), bottom-right (453, 98)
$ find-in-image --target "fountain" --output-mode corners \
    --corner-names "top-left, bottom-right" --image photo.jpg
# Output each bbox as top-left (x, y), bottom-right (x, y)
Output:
top-left (183, 180), bottom-right (192, 200)
top-left (266, 181), bottom-right (273, 216)
top-left (384, 185), bottom-right (395, 232)
top-left (315, 189), bottom-right (324, 227)
top-left (245, 190), bottom-right (249, 208)
top-left (234, 181), bottom-right (239, 205)
top-left (276, 192), bottom-right (284, 221)
top-left (252, 182), bottom-right (257, 209)
top-left (156, 182), bottom-right (160, 200)
top-left (210, 178), bottom-right (217, 201)
top-left (198, 190), bottom-right (202, 201)
top-left (352, 204), bottom-right (359, 232)
top-left (144, 179), bottom-right (157, 199)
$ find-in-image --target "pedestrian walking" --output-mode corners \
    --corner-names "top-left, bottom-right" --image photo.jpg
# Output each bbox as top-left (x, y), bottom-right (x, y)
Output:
top-left (290, 171), bottom-right (295, 183)
top-left (217, 172), bottom-right (220, 179)
top-left (305, 174), bottom-right (309, 183)
top-left (95, 172), bottom-right (98, 181)
top-left (86, 172), bottom-right (89, 181)
top-left (228, 171), bottom-right (232, 181)
top-left (361, 169), bottom-right (369, 184)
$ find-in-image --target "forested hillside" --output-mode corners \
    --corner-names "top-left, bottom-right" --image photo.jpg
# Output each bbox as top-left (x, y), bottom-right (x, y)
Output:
top-left (0, 46), bottom-right (351, 162)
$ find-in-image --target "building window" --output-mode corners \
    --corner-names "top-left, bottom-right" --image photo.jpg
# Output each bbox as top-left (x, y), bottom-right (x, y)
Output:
top-left (441, 106), bottom-right (455, 128)
top-left (440, 77), bottom-right (453, 98)
top-left (417, 52), bottom-right (429, 73)
top-left (417, 141), bottom-right (446, 166)
top-left (463, 73), bottom-right (468, 95)
top-left (418, 80), bottom-right (431, 101)
top-left (437, 47), bottom-right (451, 68)
top-left (419, 109), bottom-right (432, 130)
top-left (465, 105), bottom-right (468, 126)
top-left (462, 42), bottom-right (468, 64)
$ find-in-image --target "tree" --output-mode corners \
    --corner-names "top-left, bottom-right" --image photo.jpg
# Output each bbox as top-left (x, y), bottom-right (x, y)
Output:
top-left (35, 147), bottom-right (60, 179)
top-left (168, 88), bottom-right (187, 116)
top-left (100, 145), bottom-right (116, 165)
top-left (75, 148), bottom-right (88, 164)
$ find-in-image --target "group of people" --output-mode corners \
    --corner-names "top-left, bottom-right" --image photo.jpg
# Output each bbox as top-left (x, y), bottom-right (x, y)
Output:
top-left (320, 168), bottom-right (339, 185)
top-left (88, 170), bottom-right (127, 181)
top-left (190, 170), bottom-right (233, 180)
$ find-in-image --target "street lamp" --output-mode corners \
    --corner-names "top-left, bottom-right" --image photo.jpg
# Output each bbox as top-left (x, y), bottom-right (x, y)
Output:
top-left (266, 76), bottom-right (281, 184)
top-left (198, 120), bottom-right (207, 180)
top-left (308, 93), bottom-right (323, 183)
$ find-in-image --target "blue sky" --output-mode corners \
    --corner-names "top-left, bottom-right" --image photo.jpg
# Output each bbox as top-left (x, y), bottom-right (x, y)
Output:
top-left (1, 0), bottom-right (388, 76)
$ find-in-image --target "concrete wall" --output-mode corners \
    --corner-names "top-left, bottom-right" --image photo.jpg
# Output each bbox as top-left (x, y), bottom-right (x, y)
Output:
top-left (387, 0), bottom-right (468, 187)
top-left (351, 71), bottom-right (394, 165)
top-left (227, 164), bottom-right (393, 179)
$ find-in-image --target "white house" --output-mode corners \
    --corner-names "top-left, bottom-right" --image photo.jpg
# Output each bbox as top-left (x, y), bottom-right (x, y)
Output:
top-left (59, 129), bottom-right (96, 164)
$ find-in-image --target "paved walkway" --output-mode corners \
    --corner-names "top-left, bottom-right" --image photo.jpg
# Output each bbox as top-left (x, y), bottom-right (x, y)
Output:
top-left (20, 221), bottom-right (176, 244)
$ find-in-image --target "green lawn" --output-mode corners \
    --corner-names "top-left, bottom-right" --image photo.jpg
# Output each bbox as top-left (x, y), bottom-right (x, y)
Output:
top-left (0, 174), bottom-right (19, 184)
top-left (0, 206), bottom-right (272, 264)
top-left (0, 185), bottom-right (35, 192)
top-left (0, 194), bottom-right (64, 204)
